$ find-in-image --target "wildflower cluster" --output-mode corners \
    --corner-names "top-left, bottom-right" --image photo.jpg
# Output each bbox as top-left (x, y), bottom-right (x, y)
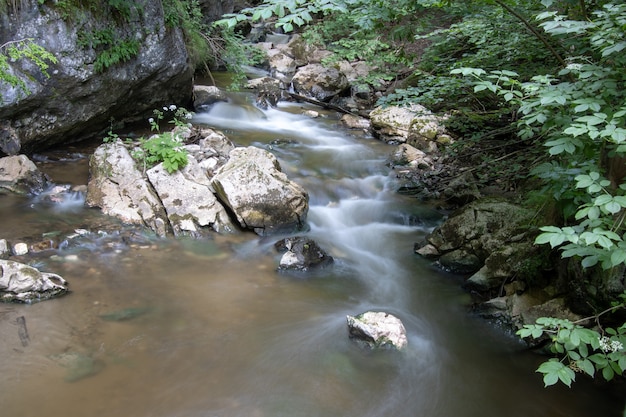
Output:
top-left (149, 104), bottom-right (193, 132)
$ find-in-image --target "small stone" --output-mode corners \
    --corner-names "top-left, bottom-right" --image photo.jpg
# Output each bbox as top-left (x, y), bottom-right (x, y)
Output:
top-left (12, 242), bottom-right (28, 256)
top-left (0, 239), bottom-right (8, 258)
top-left (303, 110), bottom-right (319, 118)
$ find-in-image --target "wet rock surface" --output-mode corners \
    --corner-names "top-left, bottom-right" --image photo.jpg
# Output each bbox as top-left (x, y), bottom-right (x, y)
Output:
top-left (0, 155), bottom-right (50, 195)
top-left (347, 311), bottom-right (408, 350)
top-left (0, 259), bottom-right (69, 303)
top-left (211, 146), bottom-right (309, 235)
top-left (275, 236), bottom-right (334, 272)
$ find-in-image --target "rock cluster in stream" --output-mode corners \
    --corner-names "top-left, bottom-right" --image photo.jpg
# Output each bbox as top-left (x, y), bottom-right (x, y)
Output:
top-left (86, 126), bottom-right (309, 238)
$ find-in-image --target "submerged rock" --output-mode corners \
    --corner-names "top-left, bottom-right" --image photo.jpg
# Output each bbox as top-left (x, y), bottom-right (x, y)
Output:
top-left (346, 311), bottom-right (408, 350)
top-left (99, 306), bottom-right (152, 322)
top-left (50, 352), bottom-right (105, 382)
top-left (0, 259), bottom-right (69, 303)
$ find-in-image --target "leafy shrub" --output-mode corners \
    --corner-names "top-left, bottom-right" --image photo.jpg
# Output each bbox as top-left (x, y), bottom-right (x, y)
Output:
top-left (105, 105), bottom-right (193, 174)
top-left (517, 300), bottom-right (626, 387)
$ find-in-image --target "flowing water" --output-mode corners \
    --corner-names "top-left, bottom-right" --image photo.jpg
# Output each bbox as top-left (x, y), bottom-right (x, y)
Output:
top-left (0, 96), bottom-right (623, 417)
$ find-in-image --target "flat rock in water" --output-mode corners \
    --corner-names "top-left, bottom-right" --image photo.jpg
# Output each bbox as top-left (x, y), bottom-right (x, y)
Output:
top-left (50, 352), bottom-right (105, 382)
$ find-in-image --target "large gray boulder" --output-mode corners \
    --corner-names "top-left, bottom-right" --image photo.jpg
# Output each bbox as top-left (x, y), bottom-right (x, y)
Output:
top-left (146, 157), bottom-right (236, 236)
top-left (0, 1), bottom-right (192, 154)
top-left (0, 154), bottom-right (49, 194)
top-left (292, 63), bottom-right (349, 102)
top-left (268, 51), bottom-right (297, 81)
top-left (193, 85), bottom-right (229, 111)
top-left (416, 198), bottom-right (537, 285)
top-left (370, 104), bottom-right (450, 151)
top-left (0, 259), bottom-right (68, 303)
top-left (86, 142), bottom-right (170, 237)
top-left (211, 146), bottom-right (309, 235)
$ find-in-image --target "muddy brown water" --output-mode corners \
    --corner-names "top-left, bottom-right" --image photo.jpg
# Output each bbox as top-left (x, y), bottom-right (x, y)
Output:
top-left (0, 98), bottom-right (623, 417)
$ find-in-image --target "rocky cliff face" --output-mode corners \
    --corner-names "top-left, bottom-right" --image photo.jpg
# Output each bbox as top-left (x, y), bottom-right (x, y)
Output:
top-left (0, 0), bottom-right (193, 154)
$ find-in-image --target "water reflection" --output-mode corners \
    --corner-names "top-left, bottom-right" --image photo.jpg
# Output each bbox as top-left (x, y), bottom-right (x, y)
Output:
top-left (0, 99), bottom-right (622, 417)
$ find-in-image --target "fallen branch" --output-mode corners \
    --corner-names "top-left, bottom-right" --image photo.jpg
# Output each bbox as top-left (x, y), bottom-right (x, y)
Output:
top-left (285, 91), bottom-right (365, 118)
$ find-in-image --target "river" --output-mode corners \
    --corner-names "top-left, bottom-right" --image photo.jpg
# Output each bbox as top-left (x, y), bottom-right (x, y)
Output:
top-left (0, 94), bottom-right (622, 417)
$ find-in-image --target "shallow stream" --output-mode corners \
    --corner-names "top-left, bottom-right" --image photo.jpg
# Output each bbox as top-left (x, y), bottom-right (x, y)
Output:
top-left (0, 96), bottom-right (622, 417)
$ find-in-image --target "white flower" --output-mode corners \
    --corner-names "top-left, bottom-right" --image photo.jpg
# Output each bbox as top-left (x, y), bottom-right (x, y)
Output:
top-left (600, 336), bottom-right (611, 352)
top-left (611, 340), bottom-right (624, 352)
top-left (599, 336), bottom-right (624, 353)
top-left (163, 106), bottom-right (168, 111)
top-left (185, 113), bottom-right (193, 119)
top-left (148, 117), bottom-right (154, 124)
top-left (566, 63), bottom-right (583, 71)
top-left (169, 104), bottom-right (177, 111)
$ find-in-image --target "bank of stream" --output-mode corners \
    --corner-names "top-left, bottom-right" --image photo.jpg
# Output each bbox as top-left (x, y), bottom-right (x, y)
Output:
top-left (0, 95), bottom-right (622, 416)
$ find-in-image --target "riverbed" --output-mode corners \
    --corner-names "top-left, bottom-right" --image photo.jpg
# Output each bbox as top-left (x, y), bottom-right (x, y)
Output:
top-left (0, 96), bottom-right (622, 417)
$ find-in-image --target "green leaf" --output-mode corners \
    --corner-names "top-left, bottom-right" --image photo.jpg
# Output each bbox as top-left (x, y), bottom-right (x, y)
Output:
top-left (542, 370), bottom-right (559, 387)
top-left (261, 8), bottom-right (273, 19)
top-left (275, 4), bottom-right (285, 17)
top-left (576, 113), bottom-right (607, 126)
top-left (569, 350), bottom-right (581, 360)
top-left (537, 360), bottom-right (575, 387)
top-left (589, 354), bottom-right (608, 367)
top-left (578, 359), bottom-right (595, 377)
top-left (605, 201), bottom-right (622, 214)
top-left (602, 365), bottom-right (615, 381)
top-left (535, 232), bottom-right (556, 245)
top-left (550, 233), bottom-right (566, 248)
top-left (581, 256), bottom-right (599, 268)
